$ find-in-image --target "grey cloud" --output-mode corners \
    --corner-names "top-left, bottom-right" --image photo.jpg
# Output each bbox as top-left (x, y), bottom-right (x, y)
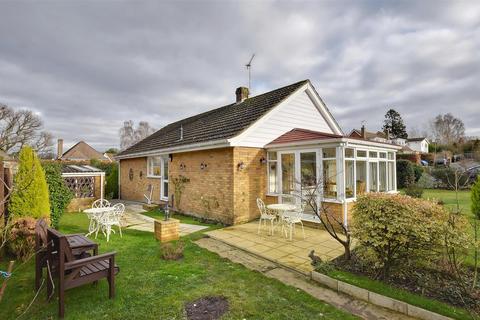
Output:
top-left (0, 0), bottom-right (479, 151)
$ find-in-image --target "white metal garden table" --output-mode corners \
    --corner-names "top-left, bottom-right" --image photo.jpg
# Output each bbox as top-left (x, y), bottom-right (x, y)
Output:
top-left (266, 203), bottom-right (297, 233)
top-left (83, 207), bottom-right (115, 237)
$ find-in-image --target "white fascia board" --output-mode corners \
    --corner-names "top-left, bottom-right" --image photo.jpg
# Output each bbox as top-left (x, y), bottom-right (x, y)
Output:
top-left (114, 139), bottom-right (230, 160)
top-left (266, 138), bottom-right (402, 151)
top-left (227, 83), bottom-right (310, 147)
top-left (304, 83), bottom-right (344, 135)
top-left (61, 172), bottom-right (105, 177)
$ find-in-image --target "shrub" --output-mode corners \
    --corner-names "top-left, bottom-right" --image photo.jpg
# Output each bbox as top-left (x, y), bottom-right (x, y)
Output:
top-left (8, 217), bottom-right (37, 261)
top-left (473, 176), bottom-right (480, 219)
top-left (105, 164), bottom-right (118, 199)
top-left (412, 164), bottom-right (423, 182)
top-left (160, 241), bottom-right (185, 260)
top-left (417, 172), bottom-right (436, 189)
top-left (431, 167), bottom-right (472, 189)
top-left (9, 146), bottom-right (50, 219)
top-left (43, 163), bottom-right (73, 229)
top-left (404, 184), bottom-right (424, 198)
top-left (351, 193), bottom-right (460, 279)
top-left (396, 159), bottom-right (415, 188)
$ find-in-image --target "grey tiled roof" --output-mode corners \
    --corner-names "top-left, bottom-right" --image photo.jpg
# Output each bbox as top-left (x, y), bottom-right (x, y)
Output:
top-left (117, 80), bottom-right (309, 157)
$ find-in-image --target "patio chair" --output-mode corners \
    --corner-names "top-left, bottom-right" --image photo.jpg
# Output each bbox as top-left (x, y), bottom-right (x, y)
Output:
top-left (98, 203), bottom-right (125, 242)
top-left (256, 198), bottom-right (276, 235)
top-left (92, 199), bottom-right (111, 208)
top-left (282, 201), bottom-right (306, 241)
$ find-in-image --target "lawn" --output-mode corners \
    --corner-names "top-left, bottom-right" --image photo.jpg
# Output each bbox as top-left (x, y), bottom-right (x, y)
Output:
top-left (422, 188), bottom-right (473, 217)
top-left (0, 213), bottom-right (356, 320)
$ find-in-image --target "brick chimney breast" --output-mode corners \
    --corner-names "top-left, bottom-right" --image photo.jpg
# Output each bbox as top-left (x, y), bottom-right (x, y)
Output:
top-left (235, 87), bottom-right (249, 103)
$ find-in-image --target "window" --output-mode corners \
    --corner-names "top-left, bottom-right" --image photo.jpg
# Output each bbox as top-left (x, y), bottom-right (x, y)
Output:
top-left (388, 152), bottom-right (394, 160)
top-left (323, 160), bottom-right (337, 198)
top-left (267, 152), bottom-right (278, 194)
top-left (369, 151), bottom-right (378, 158)
top-left (281, 153), bottom-right (295, 195)
top-left (345, 148), bottom-right (354, 158)
top-left (379, 161), bottom-right (387, 192)
top-left (300, 152), bottom-right (316, 188)
top-left (369, 162), bottom-right (378, 192)
top-left (357, 150), bottom-right (367, 157)
top-left (322, 148), bottom-right (336, 158)
top-left (163, 158), bottom-right (169, 199)
top-left (379, 152), bottom-right (387, 159)
top-left (148, 156), bottom-right (162, 177)
top-left (356, 161), bottom-right (367, 195)
top-left (387, 162), bottom-right (395, 191)
top-left (345, 160), bottom-right (354, 198)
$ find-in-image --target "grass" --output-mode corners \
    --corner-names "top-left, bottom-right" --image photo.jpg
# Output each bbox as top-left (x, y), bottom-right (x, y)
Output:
top-left (326, 269), bottom-right (473, 320)
top-left (0, 212), bottom-right (356, 320)
top-left (142, 209), bottom-right (219, 227)
top-left (422, 188), bottom-right (473, 217)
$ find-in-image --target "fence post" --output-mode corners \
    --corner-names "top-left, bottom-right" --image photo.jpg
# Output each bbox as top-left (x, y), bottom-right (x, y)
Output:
top-left (0, 161), bottom-right (4, 226)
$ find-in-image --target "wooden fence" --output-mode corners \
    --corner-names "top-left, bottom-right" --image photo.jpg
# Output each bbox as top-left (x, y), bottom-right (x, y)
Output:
top-left (0, 162), bottom-right (13, 226)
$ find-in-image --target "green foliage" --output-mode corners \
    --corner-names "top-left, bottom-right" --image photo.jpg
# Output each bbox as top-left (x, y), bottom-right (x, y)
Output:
top-left (405, 184), bottom-right (424, 198)
top-left (89, 159), bottom-right (118, 199)
top-left (382, 108), bottom-right (408, 139)
top-left (105, 163), bottom-right (119, 199)
top-left (352, 193), bottom-right (469, 279)
top-left (160, 240), bottom-right (185, 260)
top-left (472, 176), bottom-right (480, 220)
top-left (412, 164), bottom-right (423, 182)
top-left (43, 162), bottom-right (73, 229)
top-left (9, 146), bottom-right (50, 219)
top-left (431, 167), bottom-right (471, 189)
top-left (396, 159), bottom-right (415, 188)
top-left (104, 147), bottom-right (118, 154)
top-left (172, 175), bottom-right (190, 210)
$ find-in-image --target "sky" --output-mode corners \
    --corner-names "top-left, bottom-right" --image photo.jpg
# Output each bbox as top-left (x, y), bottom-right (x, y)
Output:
top-left (1, 0), bottom-right (479, 152)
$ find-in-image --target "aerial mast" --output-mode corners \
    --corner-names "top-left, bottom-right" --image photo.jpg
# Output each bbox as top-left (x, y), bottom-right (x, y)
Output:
top-left (245, 54), bottom-right (255, 90)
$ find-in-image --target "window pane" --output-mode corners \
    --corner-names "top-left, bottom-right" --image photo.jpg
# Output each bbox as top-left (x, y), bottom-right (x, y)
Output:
top-left (379, 162), bottom-right (387, 192)
top-left (281, 153), bottom-right (295, 195)
top-left (163, 181), bottom-right (168, 198)
top-left (357, 150), bottom-right (367, 157)
top-left (388, 162), bottom-right (395, 191)
top-left (268, 161), bottom-right (278, 193)
top-left (369, 162), bottom-right (378, 191)
top-left (268, 152), bottom-right (277, 160)
top-left (301, 152), bottom-right (316, 188)
top-left (356, 161), bottom-right (367, 195)
top-left (323, 160), bottom-right (337, 198)
top-left (163, 157), bottom-right (169, 180)
top-left (345, 148), bottom-right (354, 158)
top-left (345, 160), bottom-right (354, 198)
top-left (322, 148), bottom-right (336, 158)
top-left (379, 152), bottom-right (387, 159)
top-left (388, 152), bottom-right (394, 160)
top-left (369, 151), bottom-right (378, 158)
top-left (149, 156), bottom-right (162, 176)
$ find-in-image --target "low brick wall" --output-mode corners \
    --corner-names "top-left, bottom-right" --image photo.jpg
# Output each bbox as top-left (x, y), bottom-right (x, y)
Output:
top-left (311, 271), bottom-right (453, 320)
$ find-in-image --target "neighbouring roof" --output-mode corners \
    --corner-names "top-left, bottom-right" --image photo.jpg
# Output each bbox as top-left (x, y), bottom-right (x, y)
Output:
top-left (407, 137), bottom-right (428, 142)
top-left (61, 141), bottom-right (109, 161)
top-left (268, 128), bottom-right (343, 145)
top-left (116, 80), bottom-right (310, 157)
top-left (349, 129), bottom-right (387, 140)
top-left (61, 164), bottom-right (103, 174)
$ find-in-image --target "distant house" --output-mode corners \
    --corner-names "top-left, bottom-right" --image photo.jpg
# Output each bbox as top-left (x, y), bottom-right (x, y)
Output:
top-left (116, 80), bottom-right (400, 227)
top-left (57, 139), bottom-right (111, 162)
top-left (406, 137), bottom-right (429, 153)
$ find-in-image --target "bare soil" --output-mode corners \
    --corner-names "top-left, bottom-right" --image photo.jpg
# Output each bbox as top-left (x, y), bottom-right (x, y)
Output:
top-left (185, 296), bottom-right (229, 320)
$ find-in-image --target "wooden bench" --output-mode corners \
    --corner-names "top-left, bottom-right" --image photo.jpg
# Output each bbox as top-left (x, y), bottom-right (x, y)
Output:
top-left (47, 228), bottom-right (119, 318)
top-left (35, 219), bottom-right (98, 291)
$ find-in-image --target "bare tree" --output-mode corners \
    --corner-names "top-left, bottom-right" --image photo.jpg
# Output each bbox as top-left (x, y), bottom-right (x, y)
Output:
top-left (430, 113), bottom-right (465, 144)
top-left (0, 104), bottom-right (53, 155)
top-left (119, 120), bottom-right (155, 150)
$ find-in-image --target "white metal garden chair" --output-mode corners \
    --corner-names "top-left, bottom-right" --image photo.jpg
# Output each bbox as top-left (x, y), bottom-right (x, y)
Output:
top-left (282, 201), bottom-right (306, 241)
top-left (257, 198), bottom-right (276, 235)
top-left (97, 203), bottom-right (125, 242)
top-left (86, 199), bottom-right (111, 235)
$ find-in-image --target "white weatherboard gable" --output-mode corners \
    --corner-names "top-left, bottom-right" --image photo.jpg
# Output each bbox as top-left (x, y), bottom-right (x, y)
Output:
top-left (229, 83), bottom-right (342, 148)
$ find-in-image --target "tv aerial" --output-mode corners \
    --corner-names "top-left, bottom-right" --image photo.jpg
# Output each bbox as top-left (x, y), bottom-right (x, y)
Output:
top-left (245, 54), bottom-right (255, 90)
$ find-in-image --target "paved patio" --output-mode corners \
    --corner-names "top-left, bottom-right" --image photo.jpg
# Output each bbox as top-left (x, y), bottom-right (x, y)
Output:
top-left (206, 221), bottom-right (345, 274)
top-left (113, 200), bottom-right (208, 236)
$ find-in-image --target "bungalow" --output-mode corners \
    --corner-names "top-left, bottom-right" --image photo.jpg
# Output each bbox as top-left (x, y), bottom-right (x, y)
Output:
top-left (115, 80), bottom-right (401, 226)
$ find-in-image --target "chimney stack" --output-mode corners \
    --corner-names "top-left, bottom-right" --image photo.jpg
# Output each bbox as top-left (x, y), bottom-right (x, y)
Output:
top-left (361, 125), bottom-right (367, 139)
top-left (235, 87), bottom-right (249, 103)
top-left (57, 139), bottom-right (63, 159)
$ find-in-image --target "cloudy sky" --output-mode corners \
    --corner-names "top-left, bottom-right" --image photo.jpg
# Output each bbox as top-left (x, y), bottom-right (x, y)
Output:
top-left (1, 0), bottom-right (479, 151)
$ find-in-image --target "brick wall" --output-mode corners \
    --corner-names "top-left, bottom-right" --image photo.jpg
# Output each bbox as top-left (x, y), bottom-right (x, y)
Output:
top-left (169, 148), bottom-right (234, 224)
top-left (120, 157), bottom-right (162, 203)
top-left (232, 147), bottom-right (267, 224)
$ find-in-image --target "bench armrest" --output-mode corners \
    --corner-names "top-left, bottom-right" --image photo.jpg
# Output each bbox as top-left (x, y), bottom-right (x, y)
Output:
top-left (64, 251), bottom-right (116, 270)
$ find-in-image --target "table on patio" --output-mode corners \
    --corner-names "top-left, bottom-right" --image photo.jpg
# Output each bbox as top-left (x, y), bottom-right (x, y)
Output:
top-left (266, 203), bottom-right (297, 234)
top-left (83, 207), bottom-right (115, 237)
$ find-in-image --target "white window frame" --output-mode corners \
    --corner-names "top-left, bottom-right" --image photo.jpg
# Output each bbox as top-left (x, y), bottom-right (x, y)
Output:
top-left (266, 151), bottom-right (279, 195)
top-left (147, 155), bottom-right (169, 201)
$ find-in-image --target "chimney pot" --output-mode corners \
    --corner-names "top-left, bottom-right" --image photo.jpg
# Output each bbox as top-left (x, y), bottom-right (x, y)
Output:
top-left (361, 125), bottom-right (367, 139)
top-left (57, 139), bottom-right (63, 159)
top-left (235, 87), bottom-right (249, 103)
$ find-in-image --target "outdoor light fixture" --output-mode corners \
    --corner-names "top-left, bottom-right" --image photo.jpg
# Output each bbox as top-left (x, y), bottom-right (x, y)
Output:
top-left (237, 161), bottom-right (245, 170)
top-left (164, 203), bottom-right (170, 221)
top-left (200, 162), bottom-right (208, 170)
top-left (169, 154), bottom-right (173, 162)
top-left (259, 157), bottom-right (267, 164)
top-left (180, 163), bottom-right (186, 171)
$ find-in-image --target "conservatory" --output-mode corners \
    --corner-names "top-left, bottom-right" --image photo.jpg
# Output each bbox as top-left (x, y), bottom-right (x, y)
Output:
top-left (264, 129), bottom-right (402, 227)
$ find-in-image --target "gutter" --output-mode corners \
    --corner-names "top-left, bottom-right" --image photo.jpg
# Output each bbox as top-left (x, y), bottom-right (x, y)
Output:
top-left (266, 138), bottom-right (403, 150)
top-left (114, 139), bottom-right (230, 160)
